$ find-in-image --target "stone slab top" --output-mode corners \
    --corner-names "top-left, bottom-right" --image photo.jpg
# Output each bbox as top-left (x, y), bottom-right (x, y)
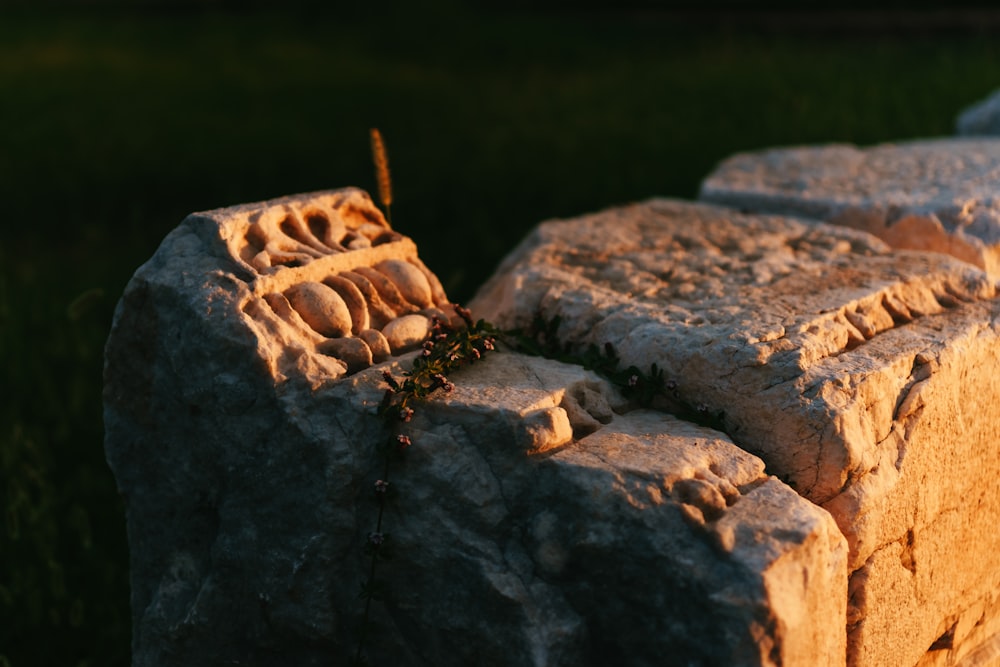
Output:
top-left (698, 138), bottom-right (1000, 276)
top-left (470, 198), bottom-right (1000, 506)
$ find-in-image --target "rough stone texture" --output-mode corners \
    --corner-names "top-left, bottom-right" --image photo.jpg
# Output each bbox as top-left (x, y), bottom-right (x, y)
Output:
top-left (157, 186), bottom-right (457, 386)
top-left (469, 199), bottom-right (1000, 667)
top-left (379, 360), bottom-right (848, 667)
top-left (698, 138), bottom-right (1000, 277)
top-left (956, 89), bottom-right (1000, 136)
top-left (104, 190), bottom-right (847, 666)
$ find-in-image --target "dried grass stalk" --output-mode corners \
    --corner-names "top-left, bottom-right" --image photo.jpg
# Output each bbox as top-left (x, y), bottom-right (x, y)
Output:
top-left (370, 128), bottom-right (393, 225)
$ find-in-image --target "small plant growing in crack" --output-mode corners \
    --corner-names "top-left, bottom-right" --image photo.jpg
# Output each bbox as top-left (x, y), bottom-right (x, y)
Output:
top-left (506, 313), bottom-right (728, 430)
top-left (354, 307), bottom-right (500, 665)
top-left (354, 129), bottom-right (500, 665)
top-left (354, 131), bottom-right (725, 664)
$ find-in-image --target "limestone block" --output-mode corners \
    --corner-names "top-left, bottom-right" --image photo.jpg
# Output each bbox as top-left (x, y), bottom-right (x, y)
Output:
top-left (370, 357), bottom-right (848, 667)
top-left (157, 187), bottom-right (456, 386)
top-left (470, 199), bottom-right (1000, 667)
top-left (523, 409), bottom-right (848, 667)
top-left (956, 89), bottom-right (1000, 136)
top-left (105, 191), bottom-right (846, 666)
top-left (698, 138), bottom-right (1000, 277)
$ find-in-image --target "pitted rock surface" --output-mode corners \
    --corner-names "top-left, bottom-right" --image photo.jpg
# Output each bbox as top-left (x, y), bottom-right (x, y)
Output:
top-left (698, 138), bottom-right (1000, 277)
top-left (470, 198), bottom-right (1000, 667)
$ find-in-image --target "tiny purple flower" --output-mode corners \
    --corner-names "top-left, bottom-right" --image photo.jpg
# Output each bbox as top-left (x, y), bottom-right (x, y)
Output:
top-left (374, 479), bottom-right (389, 494)
top-left (368, 532), bottom-right (384, 547)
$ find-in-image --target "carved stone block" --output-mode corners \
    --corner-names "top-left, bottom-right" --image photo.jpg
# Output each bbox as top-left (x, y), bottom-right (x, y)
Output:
top-left (471, 198), bottom-right (1000, 667)
top-left (104, 190), bottom-right (847, 666)
top-left (164, 188), bottom-right (456, 385)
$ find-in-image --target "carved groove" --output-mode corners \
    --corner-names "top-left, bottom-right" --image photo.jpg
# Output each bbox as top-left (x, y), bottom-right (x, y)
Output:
top-left (819, 277), bottom-right (988, 361)
top-left (231, 190), bottom-right (456, 378)
top-left (256, 254), bottom-right (456, 375)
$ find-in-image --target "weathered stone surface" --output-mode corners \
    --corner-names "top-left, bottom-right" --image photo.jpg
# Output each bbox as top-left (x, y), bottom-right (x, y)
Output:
top-left (376, 359), bottom-right (848, 667)
top-left (150, 187), bottom-right (459, 385)
top-left (470, 199), bottom-right (1000, 667)
top-left (526, 410), bottom-right (847, 667)
top-left (956, 89), bottom-right (1000, 136)
top-left (104, 191), bottom-right (847, 666)
top-left (698, 138), bottom-right (1000, 277)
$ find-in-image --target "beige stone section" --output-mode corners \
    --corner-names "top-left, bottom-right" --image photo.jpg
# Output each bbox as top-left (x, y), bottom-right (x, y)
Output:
top-left (547, 411), bottom-right (848, 667)
top-left (698, 138), bottom-right (1000, 277)
top-left (176, 188), bottom-right (457, 383)
top-left (470, 199), bottom-right (1000, 667)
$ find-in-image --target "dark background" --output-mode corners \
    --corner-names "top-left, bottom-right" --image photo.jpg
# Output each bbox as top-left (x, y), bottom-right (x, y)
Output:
top-left (3, 2), bottom-right (999, 664)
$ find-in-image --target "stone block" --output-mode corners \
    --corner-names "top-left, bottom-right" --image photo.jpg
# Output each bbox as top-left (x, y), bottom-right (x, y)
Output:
top-left (956, 89), bottom-right (1000, 136)
top-left (698, 138), bottom-right (1000, 277)
top-left (470, 199), bottom-right (1000, 667)
top-left (104, 190), bottom-right (845, 666)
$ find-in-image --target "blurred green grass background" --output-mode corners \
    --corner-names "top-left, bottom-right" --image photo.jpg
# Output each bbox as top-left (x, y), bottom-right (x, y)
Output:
top-left (3, 4), bottom-right (999, 664)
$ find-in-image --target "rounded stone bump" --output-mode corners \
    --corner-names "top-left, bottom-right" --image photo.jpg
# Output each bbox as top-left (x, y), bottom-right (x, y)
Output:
top-left (409, 256), bottom-right (451, 306)
top-left (284, 282), bottom-right (353, 338)
top-left (358, 329), bottom-right (392, 363)
top-left (354, 266), bottom-right (417, 316)
top-left (421, 304), bottom-right (464, 329)
top-left (346, 235), bottom-right (372, 250)
top-left (340, 271), bottom-right (398, 330)
top-left (251, 250), bottom-right (271, 271)
top-left (520, 407), bottom-right (573, 454)
top-left (323, 275), bottom-right (370, 334)
top-left (382, 314), bottom-right (432, 354)
top-left (317, 337), bottom-right (373, 374)
top-left (375, 259), bottom-right (434, 309)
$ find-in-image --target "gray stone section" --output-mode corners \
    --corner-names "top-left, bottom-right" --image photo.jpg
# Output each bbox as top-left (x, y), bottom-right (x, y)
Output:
top-left (698, 138), bottom-right (1000, 277)
top-left (957, 88), bottom-right (1000, 136)
top-left (104, 191), bottom-right (847, 666)
top-left (470, 199), bottom-right (1000, 667)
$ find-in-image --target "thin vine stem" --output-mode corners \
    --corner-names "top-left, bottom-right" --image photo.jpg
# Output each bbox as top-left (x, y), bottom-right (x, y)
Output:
top-left (353, 307), bottom-right (499, 665)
